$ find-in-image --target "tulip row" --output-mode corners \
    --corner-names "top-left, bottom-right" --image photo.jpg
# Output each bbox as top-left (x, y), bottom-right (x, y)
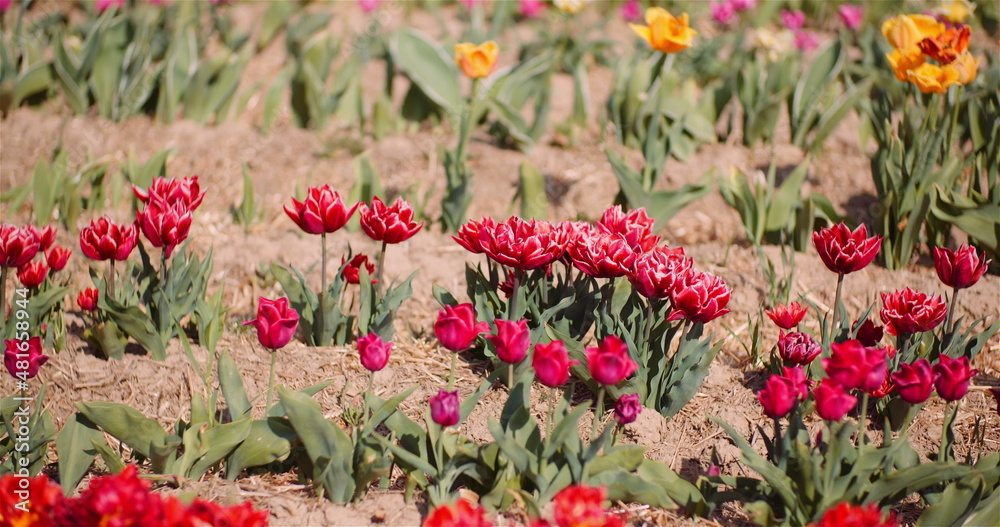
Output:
top-left (0, 465), bottom-right (268, 527)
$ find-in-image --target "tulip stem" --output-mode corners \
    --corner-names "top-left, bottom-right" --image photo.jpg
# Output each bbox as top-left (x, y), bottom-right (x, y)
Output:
top-left (0, 266), bottom-right (7, 323)
top-left (940, 400), bottom-right (959, 463)
top-left (643, 302), bottom-right (654, 357)
top-left (507, 362), bottom-right (514, 392)
top-left (832, 273), bottom-right (845, 337)
top-left (108, 260), bottom-right (116, 302)
top-left (508, 270), bottom-right (520, 321)
top-left (321, 233), bottom-right (328, 295)
top-left (448, 351), bottom-right (457, 391)
top-left (591, 386), bottom-right (605, 442)
top-left (945, 287), bottom-right (959, 334)
top-left (946, 87), bottom-right (962, 156)
top-left (857, 392), bottom-right (869, 446)
top-left (362, 370), bottom-right (374, 432)
top-left (376, 240), bottom-right (387, 298)
top-left (545, 386), bottom-right (557, 440)
top-left (160, 250), bottom-right (170, 291)
top-left (265, 349), bottom-right (277, 413)
top-left (317, 234), bottom-right (327, 346)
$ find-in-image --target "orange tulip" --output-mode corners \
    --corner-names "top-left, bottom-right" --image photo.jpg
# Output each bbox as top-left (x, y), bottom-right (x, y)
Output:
top-left (951, 52), bottom-right (979, 85)
top-left (886, 48), bottom-right (925, 82)
top-left (907, 62), bottom-right (960, 94)
top-left (918, 24), bottom-right (970, 65)
top-left (629, 8), bottom-right (697, 54)
top-left (881, 14), bottom-right (944, 52)
top-left (454, 41), bottom-right (499, 79)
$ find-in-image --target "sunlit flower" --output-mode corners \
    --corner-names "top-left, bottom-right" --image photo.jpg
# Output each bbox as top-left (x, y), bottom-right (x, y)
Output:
top-left (935, 0), bottom-right (975, 24)
top-left (554, 0), bottom-right (587, 15)
top-left (454, 41), bottom-right (500, 79)
top-left (882, 14), bottom-right (944, 53)
top-left (629, 8), bottom-right (697, 54)
top-left (907, 62), bottom-right (960, 94)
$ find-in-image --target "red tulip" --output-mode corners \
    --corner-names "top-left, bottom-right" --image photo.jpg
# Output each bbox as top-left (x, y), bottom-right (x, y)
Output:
top-left (423, 498), bottom-right (491, 527)
top-left (628, 246), bottom-right (691, 299)
top-left (434, 304), bottom-right (489, 352)
top-left (16, 262), bottom-right (48, 288)
top-left (822, 340), bottom-right (887, 392)
top-left (891, 359), bottom-right (937, 404)
top-left (79, 218), bottom-right (138, 261)
top-left (551, 220), bottom-right (592, 263)
top-left (133, 175), bottom-right (205, 210)
top-left (476, 217), bottom-right (561, 271)
top-left (27, 225), bottom-right (56, 251)
top-left (596, 205), bottom-right (660, 253)
top-left (553, 485), bottom-right (612, 527)
top-left (136, 197), bottom-right (193, 258)
top-left (243, 297), bottom-right (299, 350)
top-left (453, 217), bottom-right (496, 254)
top-left (532, 340), bottom-right (577, 388)
top-left (814, 503), bottom-right (897, 527)
top-left (45, 245), bottom-right (71, 272)
top-left (667, 270), bottom-right (731, 324)
top-left (486, 319), bottom-right (530, 364)
top-left (614, 393), bottom-right (642, 425)
top-left (4, 337), bottom-right (49, 380)
top-left (585, 335), bottom-right (638, 386)
top-left (283, 185), bottom-right (357, 235)
top-left (854, 319), bottom-right (884, 347)
top-left (569, 231), bottom-right (638, 279)
top-left (777, 331), bottom-right (821, 365)
top-left (814, 380), bottom-right (857, 421)
top-left (77, 288), bottom-right (99, 311)
top-left (356, 333), bottom-right (392, 372)
top-left (866, 372), bottom-right (894, 399)
top-left (932, 355), bottom-right (977, 402)
top-left (933, 245), bottom-right (991, 290)
top-left (0, 224), bottom-right (41, 268)
top-left (359, 196), bottom-right (422, 244)
top-left (812, 222), bottom-right (882, 275)
top-left (758, 373), bottom-right (800, 419)
top-left (341, 253), bottom-right (376, 284)
top-left (782, 366), bottom-right (810, 400)
top-left (879, 288), bottom-right (947, 335)
top-left (765, 302), bottom-right (807, 330)
top-left (429, 389), bottom-right (460, 427)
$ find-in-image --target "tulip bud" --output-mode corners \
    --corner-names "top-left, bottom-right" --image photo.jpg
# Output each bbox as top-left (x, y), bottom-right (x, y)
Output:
top-left (777, 332), bottom-right (821, 365)
top-left (4, 337), bottom-right (49, 380)
top-left (435, 304), bottom-right (489, 352)
top-left (359, 197), bottom-right (422, 244)
top-left (553, 485), bottom-right (609, 527)
top-left (17, 262), bottom-right (48, 288)
top-left (814, 380), bottom-right (857, 422)
top-left (429, 389), bottom-right (460, 427)
top-left (614, 393), bottom-right (642, 425)
top-left (136, 197), bottom-right (193, 258)
top-left (879, 288), bottom-right (947, 335)
top-left (486, 319), bottom-right (530, 365)
top-left (628, 7), bottom-right (697, 54)
top-left (27, 225), bottom-right (57, 251)
top-left (77, 288), bottom-right (100, 311)
top-left (933, 245), bottom-right (991, 290)
top-left (814, 502), bottom-right (897, 527)
top-left (452, 217), bottom-right (495, 254)
top-left (243, 297), bottom-right (299, 350)
top-left (341, 254), bottom-right (376, 285)
top-left (0, 224), bottom-right (41, 268)
top-left (891, 359), bottom-right (937, 404)
top-left (932, 355), bottom-right (977, 402)
top-left (454, 41), bottom-right (500, 79)
top-left (46, 246), bottom-right (72, 273)
top-left (853, 319), bottom-right (884, 347)
top-left (812, 222), bottom-right (882, 275)
top-left (765, 302), bottom-right (807, 330)
top-left (532, 340), bottom-right (578, 388)
top-left (357, 333), bottom-right (392, 372)
top-left (424, 499), bottom-right (491, 527)
top-left (758, 373), bottom-right (801, 419)
top-left (586, 335), bottom-right (638, 386)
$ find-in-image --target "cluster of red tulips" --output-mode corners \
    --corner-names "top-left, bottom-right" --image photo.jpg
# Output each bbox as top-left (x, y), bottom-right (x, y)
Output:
top-left (757, 223), bottom-right (991, 423)
top-left (454, 205), bottom-right (731, 324)
top-left (0, 465), bottom-right (268, 527)
top-left (423, 484), bottom-right (628, 527)
top-left (0, 224), bottom-right (72, 313)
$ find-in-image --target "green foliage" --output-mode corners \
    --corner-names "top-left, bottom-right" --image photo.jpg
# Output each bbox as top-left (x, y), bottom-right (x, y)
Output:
top-left (0, 386), bottom-right (55, 478)
top-left (230, 164), bottom-right (260, 233)
top-left (271, 262), bottom-right (354, 346)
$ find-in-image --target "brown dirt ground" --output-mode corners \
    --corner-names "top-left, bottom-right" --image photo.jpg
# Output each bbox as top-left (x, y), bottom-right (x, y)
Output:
top-left (1, 3), bottom-right (998, 527)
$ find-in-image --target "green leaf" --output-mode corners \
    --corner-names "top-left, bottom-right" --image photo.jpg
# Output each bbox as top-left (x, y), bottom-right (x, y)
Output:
top-left (185, 419), bottom-right (253, 479)
top-left (56, 413), bottom-right (104, 493)
top-left (226, 417), bottom-right (295, 479)
top-left (76, 402), bottom-right (167, 459)
top-left (518, 160), bottom-right (548, 220)
top-left (218, 349), bottom-right (251, 421)
top-left (390, 28), bottom-right (461, 112)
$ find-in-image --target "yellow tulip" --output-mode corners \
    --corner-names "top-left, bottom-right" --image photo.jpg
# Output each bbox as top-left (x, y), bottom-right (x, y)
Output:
top-left (554, 0), bottom-right (587, 15)
top-left (629, 8), bottom-right (697, 54)
top-left (881, 14), bottom-right (944, 52)
top-left (951, 52), bottom-right (979, 85)
top-left (454, 41), bottom-right (499, 79)
top-left (907, 62), bottom-right (960, 94)
top-left (936, 0), bottom-right (975, 24)
top-left (886, 48), bottom-right (926, 82)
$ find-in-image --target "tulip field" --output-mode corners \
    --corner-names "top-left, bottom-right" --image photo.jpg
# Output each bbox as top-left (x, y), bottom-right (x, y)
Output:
top-left (2, 1), bottom-right (1000, 526)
